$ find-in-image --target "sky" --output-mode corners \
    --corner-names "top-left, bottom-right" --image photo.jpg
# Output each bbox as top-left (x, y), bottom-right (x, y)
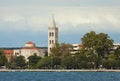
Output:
top-left (0, 0), bottom-right (120, 47)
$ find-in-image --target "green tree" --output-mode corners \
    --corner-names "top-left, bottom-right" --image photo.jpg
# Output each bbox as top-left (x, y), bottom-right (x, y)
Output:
top-left (115, 46), bottom-right (120, 59)
top-left (102, 54), bottom-right (120, 69)
top-left (37, 57), bottom-right (51, 69)
top-left (81, 31), bottom-right (113, 68)
top-left (60, 43), bottom-right (73, 57)
top-left (15, 55), bottom-right (26, 69)
top-left (0, 50), bottom-right (8, 67)
top-left (74, 54), bottom-right (93, 69)
top-left (6, 56), bottom-right (16, 69)
top-left (50, 43), bottom-right (61, 57)
top-left (28, 53), bottom-right (41, 69)
top-left (108, 54), bottom-right (117, 61)
top-left (61, 55), bottom-right (75, 69)
top-left (81, 31), bottom-right (113, 57)
top-left (52, 56), bottom-right (61, 69)
top-left (7, 56), bottom-right (26, 69)
top-left (50, 43), bottom-right (73, 58)
top-left (44, 51), bottom-right (48, 57)
top-left (102, 59), bottom-right (111, 69)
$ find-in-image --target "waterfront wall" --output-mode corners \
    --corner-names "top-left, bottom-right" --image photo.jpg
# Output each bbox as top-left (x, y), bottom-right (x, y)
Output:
top-left (1, 69), bottom-right (120, 72)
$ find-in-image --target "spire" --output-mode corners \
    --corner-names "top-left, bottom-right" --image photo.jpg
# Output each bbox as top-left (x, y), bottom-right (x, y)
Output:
top-left (50, 14), bottom-right (56, 28)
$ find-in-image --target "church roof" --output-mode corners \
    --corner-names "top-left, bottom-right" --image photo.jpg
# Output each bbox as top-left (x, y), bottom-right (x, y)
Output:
top-left (22, 47), bottom-right (40, 50)
top-left (3, 50), bottom-right (13, 54)
top-left (26, 41), bottom-right (35, 44)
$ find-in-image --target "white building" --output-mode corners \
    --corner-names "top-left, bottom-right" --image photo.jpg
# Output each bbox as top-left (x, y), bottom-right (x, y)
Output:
top-left (48, 15), bottom-right (58, 55)
top-left (21, 41), bottom-right (44, 60)
top-left (71, 44), bottom-right (83, 54)
top-left (14, 49), bottom-right (21, 56)
top-left (13, 41), bottom-right (44, 61)
top-left (113, 43), bottom-right (120, 50)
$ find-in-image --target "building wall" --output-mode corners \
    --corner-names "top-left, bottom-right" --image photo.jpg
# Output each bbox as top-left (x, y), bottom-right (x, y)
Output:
top-left (21, 49), bottom-right (41, 61)
top-left (48, 27), bottom-right (58, 54)
top-left (13, 49), bottom-right (21, 56)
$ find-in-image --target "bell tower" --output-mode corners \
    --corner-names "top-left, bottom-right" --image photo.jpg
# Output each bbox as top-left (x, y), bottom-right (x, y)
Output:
top-left (48, 14), bottom-right (58, 55)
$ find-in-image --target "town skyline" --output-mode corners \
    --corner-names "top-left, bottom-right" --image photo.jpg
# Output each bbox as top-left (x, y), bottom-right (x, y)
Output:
top-left (0, 0), bottom-right (120, 47)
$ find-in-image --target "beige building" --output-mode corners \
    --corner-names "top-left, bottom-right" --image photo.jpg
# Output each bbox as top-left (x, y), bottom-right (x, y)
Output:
top-left (20, 41), bottom-right (44, 60)
top-left (13, 41), bottom-right (44, 61)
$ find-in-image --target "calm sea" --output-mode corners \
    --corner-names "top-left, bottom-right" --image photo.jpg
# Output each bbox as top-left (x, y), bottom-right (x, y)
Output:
top-left (0, 72), bottom-right (120, 81)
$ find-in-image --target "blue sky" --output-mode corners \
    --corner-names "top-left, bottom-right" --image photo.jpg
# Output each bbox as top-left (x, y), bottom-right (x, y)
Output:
top-left (0, 0), bottom-right (120, 47)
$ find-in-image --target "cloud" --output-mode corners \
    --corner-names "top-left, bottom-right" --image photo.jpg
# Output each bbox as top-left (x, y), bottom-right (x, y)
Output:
top-left (3, 15), bottom-right (24, 22)
top-left (53, 7), bottom-right (120, 33)
top-left (0, 6), bottom-right (120, 34)
top-left (0, 0), bottom-right (120, 7)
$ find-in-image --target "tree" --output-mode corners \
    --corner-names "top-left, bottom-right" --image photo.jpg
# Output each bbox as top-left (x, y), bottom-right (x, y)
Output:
top-left (44, 51), bottom-right (48, 57)
top-left (6, 56), bottom-right (16, 69)
top-left (74, 54), bottom-right (93, 69)
top-left (36, 57), bottom-right (51, 69)
top-left (50, 43), bottom-right (73, 58)
top-left (50, 43), bottom-right (61, 57)
top-left (115, 46), bottom-right (120, 59)
top-left (0, 50), bottom-right (8, 67)
top-left (81, 31), bottom-right (113, 68)
top-left (52, 56), bottom-right (61, 69)
top-left (50, 43), bottom-right (73, 69)
top-left (28, 53), bottom-right (41, 69)
top-left (61, 55), bottom-right (75, 69)
top-left (15, 55), bottom-right (26, 69)
top-left (60, 43), bottom-right (73, 57)
top-left (6, 55), bottom-right (26, 69)
top-left (81, 31), bottom-right (113, 57)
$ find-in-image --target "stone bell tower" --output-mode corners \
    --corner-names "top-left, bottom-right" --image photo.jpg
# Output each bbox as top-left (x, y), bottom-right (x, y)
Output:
top-left (48, 14), bottom-right (58, 55)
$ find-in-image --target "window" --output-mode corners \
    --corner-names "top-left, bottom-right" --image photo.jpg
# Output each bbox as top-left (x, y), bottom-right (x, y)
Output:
top-left (52, 32), bottom-right (54, 36)
top-left (50, 48), bottom-right (52, 51)
top-left (49, 32), bottom-right (51, 37)
top-left (49, 40), bottom-right (51, 44)
top-left (52, 40), bottom-right (54, 44)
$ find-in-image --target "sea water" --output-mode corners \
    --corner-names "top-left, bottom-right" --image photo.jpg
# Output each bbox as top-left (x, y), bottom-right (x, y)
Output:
top-left (0, 72), bottom-right (120, 81)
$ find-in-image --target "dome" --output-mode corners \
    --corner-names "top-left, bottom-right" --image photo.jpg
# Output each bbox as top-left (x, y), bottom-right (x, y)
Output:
top-left (25, 41), bottom-right (36, 47)
top-left (26, 41), bottom-right (34, 44)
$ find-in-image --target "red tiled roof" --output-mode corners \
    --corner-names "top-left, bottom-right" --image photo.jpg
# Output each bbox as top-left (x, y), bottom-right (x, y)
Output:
top-left (26, 41), bottom-right (35, 44)
top-left (78, 44), bottom-right (83, 47)
top-left (22, 47), bottom-right (40, 50)
top-left (3, 50), bottom-right (13, 55)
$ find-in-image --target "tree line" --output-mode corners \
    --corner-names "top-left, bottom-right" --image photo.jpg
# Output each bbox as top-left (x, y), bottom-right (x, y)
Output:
top-left (0, 31), bottom-right (120, 69)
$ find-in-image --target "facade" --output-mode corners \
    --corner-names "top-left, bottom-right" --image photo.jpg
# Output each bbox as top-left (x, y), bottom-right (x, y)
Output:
top-left (20, 41), bottom-right (44, 60)
top-left (71, 44), bottom-right (83, 54)
top-left (113, 43), bottom-right (120, 50)
top-left (48, 15), bottom-right (58, 55)
top-left (71, 43), bottom-right (120, 55)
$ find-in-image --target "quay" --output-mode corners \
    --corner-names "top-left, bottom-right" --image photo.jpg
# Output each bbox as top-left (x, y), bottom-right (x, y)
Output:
top-left (0, 69), bottom-right (120, 72)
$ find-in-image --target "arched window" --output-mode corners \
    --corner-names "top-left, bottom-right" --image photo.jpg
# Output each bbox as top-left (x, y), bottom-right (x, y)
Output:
top-left (49, 40), bottom-right (51, 44)
top-left (50, 48), bottom-right (52, 51)
top-left (49, 32), bottom-right (51, 37)
top-left (52, 40), bottom-right (54, 44)
top-left (52, 32), bottom-right (54, 36)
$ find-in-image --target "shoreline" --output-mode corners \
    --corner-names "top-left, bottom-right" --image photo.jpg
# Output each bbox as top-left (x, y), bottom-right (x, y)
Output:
top-left (1, 69), bottom-right (120, 72)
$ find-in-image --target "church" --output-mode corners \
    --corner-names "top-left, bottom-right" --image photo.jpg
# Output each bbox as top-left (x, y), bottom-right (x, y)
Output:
top-left (3, 41), bottom-right (45, 61)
